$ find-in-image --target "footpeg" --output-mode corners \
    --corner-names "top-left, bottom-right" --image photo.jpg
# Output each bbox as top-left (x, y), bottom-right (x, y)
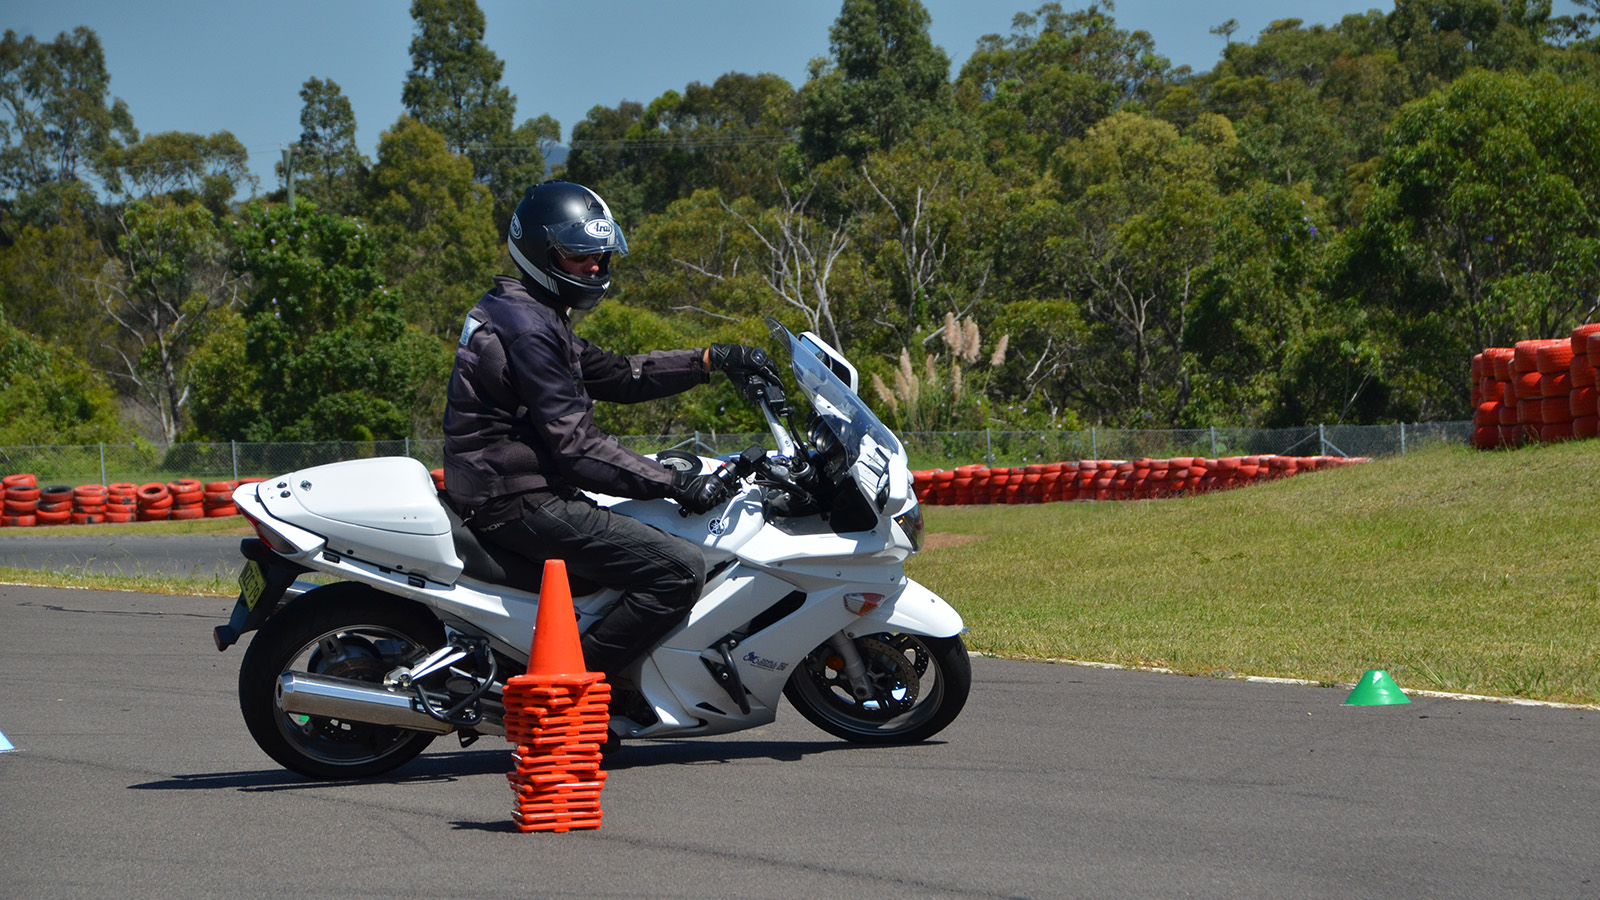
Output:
top-left (702, 639), bottom-right (751, 715)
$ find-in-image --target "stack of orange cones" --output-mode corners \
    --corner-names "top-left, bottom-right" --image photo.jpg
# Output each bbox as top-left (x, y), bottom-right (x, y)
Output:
top-left (502, 558), bottom-right (610, 833)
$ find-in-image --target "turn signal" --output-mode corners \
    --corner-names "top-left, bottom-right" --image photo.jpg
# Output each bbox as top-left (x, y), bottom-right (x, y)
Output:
top-left (842, 592), bottom-right (884, 615)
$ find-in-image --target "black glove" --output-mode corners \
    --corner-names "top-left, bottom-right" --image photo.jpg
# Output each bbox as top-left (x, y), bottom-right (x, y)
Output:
top-left (670, 467), bottom-right (731, 516)
top-left (709, 343), bottom-right (783, 386)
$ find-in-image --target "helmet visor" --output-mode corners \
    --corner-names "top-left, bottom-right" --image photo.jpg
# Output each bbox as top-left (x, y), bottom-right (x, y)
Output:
top-left (544, 217), bottom-right (628, 258)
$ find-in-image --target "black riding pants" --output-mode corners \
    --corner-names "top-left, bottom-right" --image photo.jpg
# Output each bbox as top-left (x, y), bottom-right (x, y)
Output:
top-left (476, 492), bottom-right (705, 678)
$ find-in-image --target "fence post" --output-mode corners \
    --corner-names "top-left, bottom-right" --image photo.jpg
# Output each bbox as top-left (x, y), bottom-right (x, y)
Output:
top-left (405, 436), bottom-right (411, 460)
top-left (1319, 424), bottom-right (1326, 456)
top-left (1090, 427), bottom-right (1097, 460)
top-left (1400, 422), bottom-right (1407, 455)
top-left (1209, 426), bottom-right (1217, 458)
top-left (985, 428), bottom-right (993, 466)
top-left (99, 443), bottom-right (106, 486)
top-left (231, 440), bottom-right (238, 482)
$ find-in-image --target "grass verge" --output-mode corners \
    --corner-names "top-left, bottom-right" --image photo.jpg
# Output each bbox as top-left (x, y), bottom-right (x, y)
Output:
top-left (906, 440), bottom-right (1600, 705)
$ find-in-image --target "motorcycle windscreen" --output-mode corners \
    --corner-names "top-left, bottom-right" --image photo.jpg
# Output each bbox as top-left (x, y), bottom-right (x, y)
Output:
top-left (767, 318), bottom-right (908, 513)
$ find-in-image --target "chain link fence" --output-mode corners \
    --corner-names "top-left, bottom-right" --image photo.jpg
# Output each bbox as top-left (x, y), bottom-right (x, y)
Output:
top-left (0, 422), bottom-right (1471, 486)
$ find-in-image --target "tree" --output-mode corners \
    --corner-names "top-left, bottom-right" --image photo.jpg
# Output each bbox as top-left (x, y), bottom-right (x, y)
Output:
top-left (98, 130), bottom-right (256, 214)
top-left (852, 131), bottom-right (1004, 353)
top-left (401, 0), bottom-right (543, 224)
top-left (285, 77), bottom-right (368, 215)
top-left (0, 27), bottom-right (136, 198)
top-left (956, 2), bottom-right (1172, 169)
top-left (800, 0), bottom-right (953, 164)
top-left (366, 116), bottom-right (499, 340)
top-left (0, 306), bottom-right (125, 444)
top-left (1387, 0), bottom-right (1549, 92)
top-left (0, 207), bottom-right (109, 346)
top-left (91, 199), bottom-right (244, 441)
top-left (188, 202), bottom-right (450, 441)
top-left (563, 72), bottom-right (799, 219)
top-left (1041, 111), bottom-right (1238, 424)
top-left (1334, 69), bottom-right (1600, 420)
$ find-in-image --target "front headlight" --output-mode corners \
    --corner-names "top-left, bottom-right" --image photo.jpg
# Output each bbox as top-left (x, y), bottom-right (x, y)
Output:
top-left (893, 505), bottom-right (924, 552)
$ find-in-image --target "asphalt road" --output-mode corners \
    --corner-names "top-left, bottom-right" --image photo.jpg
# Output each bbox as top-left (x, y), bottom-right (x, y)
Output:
top-left (2, 584), bottom-right (1597, 899)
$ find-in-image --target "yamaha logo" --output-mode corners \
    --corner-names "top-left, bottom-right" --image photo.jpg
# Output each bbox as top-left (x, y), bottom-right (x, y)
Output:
top-left (584, 219), bottom-right (613, 239)
top-left (509, 213), bottom-right (522, 240)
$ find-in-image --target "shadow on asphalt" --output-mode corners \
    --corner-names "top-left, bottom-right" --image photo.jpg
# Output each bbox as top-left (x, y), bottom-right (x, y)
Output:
top-left (126, 738), bottom-right (868, 794)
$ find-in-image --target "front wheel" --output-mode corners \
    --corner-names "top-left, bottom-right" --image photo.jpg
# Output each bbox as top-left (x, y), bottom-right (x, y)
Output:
top-left (238, 583), bottom-right (444, 779)
top-left (783, 633), bottom-right (970, 745)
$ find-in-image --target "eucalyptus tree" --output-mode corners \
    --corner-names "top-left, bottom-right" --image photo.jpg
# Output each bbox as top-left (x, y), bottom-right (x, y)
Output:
top-left (799, 0), bottom-right (954, 164)
top-left (401, 0), bottom-right (545, 225)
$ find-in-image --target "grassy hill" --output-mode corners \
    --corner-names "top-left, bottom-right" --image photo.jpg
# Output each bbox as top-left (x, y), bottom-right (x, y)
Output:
top-left (907, 441), bottom-right (1600, 705)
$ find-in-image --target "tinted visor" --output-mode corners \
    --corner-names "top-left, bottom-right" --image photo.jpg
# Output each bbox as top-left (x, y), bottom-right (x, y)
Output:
top-left (544, 216), bottom-right (628, 257)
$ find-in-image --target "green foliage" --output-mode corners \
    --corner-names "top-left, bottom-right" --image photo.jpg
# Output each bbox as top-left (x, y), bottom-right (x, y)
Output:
top-left (1335, 69), bottom-right (1600, 419)
top-left (0, 26), bottom-right (137, 207)
top-left (0, 305), bottom-right (124, 443)
top-left (285, 77), bottom-right (368, 215)
top-left (101, 198), bottom-right (240, 441)
top-left (188, 202), bottom-right (450, 442)
top-left (564, 72), bottom-right (799, 221)
top-left (401, 0), bottom-right (542, 226)
top-left (800, 0), bottom-right (954, 164)
top-left (366, 116), bottom-right (500, 340)
top-left (98, 130), bottom-right (256, 215)
top-left (7, 5), bottom-right (1600, 446)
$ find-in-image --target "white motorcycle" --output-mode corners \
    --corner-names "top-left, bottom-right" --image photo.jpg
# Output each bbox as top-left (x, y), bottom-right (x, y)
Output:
top-left (215, 319), bottom-right (969, 779)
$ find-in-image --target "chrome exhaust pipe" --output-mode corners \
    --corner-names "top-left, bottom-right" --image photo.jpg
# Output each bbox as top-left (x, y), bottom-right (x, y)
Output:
top-left (277, 672), bottom-right (457, 735)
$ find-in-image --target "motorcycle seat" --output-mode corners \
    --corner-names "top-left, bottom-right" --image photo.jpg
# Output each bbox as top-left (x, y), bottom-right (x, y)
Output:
top-left (441, 498), bottom-right (599, 596)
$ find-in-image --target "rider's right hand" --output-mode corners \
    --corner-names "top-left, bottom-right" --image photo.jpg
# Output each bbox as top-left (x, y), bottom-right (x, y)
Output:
top-left (669, 467), bottom-right (732, 515)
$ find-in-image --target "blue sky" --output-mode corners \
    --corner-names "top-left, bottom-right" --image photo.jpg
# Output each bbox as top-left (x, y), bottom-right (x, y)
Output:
top-left (6, 1), bottom-right (1586, 191)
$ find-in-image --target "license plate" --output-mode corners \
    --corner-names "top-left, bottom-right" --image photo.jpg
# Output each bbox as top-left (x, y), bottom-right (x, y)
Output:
top-left (239, 560), bottom-right (267, 611)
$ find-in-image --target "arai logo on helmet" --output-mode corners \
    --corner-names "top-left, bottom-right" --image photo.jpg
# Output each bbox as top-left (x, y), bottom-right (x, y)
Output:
top-left (584, 219), bottom-right (613, 239)
top-left (508, 213), bottom-right (522, 240)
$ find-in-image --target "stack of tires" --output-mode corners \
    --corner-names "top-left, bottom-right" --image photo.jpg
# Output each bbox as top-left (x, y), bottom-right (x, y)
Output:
top-left (70, 484), bottom-right (107, 525)
top-left (1572, 325), bottom-right (1600, 439)
top-left (3, 474), bottom-right (38, 526)
top-left (136, 483), bottom-right (173, 521)
top-left (35, 486), bottom-right (73, 526)
top-left (203, 481), bottom-right (238, 517)
top-left (106, 484), bottom-right (138, 522)
top-left (1472, 348), bottom-right (1515, 449)
top-left (1473, 323), bottom-right (1600, 448)
top-left (168, 480), bottom-right (205, 520)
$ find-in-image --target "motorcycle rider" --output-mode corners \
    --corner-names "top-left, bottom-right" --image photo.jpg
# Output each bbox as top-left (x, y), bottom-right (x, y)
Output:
top-left (441, 180), bottom-right (779, 718)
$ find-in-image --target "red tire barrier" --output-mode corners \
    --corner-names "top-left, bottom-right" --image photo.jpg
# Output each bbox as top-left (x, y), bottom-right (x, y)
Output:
top-left (2, 515), bottom-right (36, 527)
top-left (2, 473), bottom-right (36, 490)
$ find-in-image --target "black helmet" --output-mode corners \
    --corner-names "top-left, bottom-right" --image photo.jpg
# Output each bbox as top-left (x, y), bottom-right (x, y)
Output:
top-left (506, 180), bottom-right (629, 310)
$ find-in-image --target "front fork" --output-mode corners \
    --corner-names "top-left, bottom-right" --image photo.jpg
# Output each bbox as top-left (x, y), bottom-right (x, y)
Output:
top-left (827, 632), bottom-right (874, 701)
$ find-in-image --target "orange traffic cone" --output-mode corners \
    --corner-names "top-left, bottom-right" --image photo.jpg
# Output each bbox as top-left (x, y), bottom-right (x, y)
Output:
top-left (527, 559), bottom-right (588, 677)
top-left (503, 558), bottom-right (610, 833)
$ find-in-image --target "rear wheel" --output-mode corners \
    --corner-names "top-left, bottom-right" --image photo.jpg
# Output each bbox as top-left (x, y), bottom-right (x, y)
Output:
top-left (783, 633), bottom-right (970, 745)
top-left (238, 584), bottom-right (444, 779)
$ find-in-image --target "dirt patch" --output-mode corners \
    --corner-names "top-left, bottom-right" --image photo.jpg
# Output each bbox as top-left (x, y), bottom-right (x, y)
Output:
top-left (923, 533), bottom-right (982, 551)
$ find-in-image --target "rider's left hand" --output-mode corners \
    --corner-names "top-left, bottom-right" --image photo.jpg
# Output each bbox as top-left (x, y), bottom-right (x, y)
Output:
top-left (709, 343), bottom-right (782, 387)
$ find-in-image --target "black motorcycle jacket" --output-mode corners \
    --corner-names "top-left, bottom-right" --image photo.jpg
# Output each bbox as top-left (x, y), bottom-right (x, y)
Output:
top-left (442, 276), bottom-right (708, 517)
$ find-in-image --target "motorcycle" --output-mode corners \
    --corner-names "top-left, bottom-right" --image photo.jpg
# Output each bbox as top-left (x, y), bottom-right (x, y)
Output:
top-left (214, 317), bottom-right (970, 779)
